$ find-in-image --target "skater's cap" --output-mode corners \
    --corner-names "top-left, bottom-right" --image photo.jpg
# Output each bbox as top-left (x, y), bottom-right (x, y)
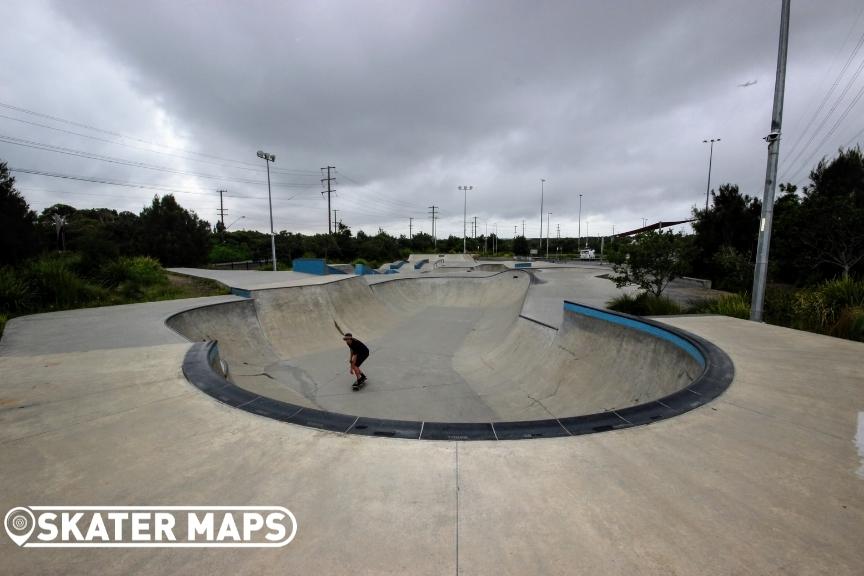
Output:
top-left (342, 333), bottom-right (352, 339)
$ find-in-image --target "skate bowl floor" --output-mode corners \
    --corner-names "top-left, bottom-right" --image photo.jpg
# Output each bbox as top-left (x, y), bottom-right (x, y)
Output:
top-left (168, 272), bottom-right (733, 440)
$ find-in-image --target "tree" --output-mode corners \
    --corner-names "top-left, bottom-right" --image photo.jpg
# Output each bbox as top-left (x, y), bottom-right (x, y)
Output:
top-left (138, 195), bottom-right (211, 267)
top-left (798, 147), bottom-right (864, 279)
top-left (690, 184), bottom-right (761, 283)
top-left (512, 235), bottom-right (529, 256)
top-left (0, 162), bottom-right (38, 266)
top-left (607, 230), bottom-right (694, 297)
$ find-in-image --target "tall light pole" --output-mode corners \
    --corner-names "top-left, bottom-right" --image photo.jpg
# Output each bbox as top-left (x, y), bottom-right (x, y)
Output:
top-left (751, 0), bottom-right (791, 322)
top-left (257, 150), bottom-right (277, 271)
top-left (226, 215), bottom-right (246, 230)
top-left (539, 179), bottom-right (545, 251)
top-left (546, 212), bottom-right (551, 258)
top-left (703, 138), bottom-right (721, 211)
top-left (458, 185), bottom-right (472, 254)
top-left (578, 193), bottom-right (582, 249)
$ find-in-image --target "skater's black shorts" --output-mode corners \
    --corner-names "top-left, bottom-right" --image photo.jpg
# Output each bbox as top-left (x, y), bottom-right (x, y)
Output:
top-left (354, 352), bottom-right (369, 367)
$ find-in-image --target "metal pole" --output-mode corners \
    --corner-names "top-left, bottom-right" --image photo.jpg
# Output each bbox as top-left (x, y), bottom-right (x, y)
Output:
top-left (539, 179), bottom-right (545, 250)
top-left (751, 0), bottom-right (791, 322)
top-left (266, 158), bottom-right (276, 271)
top-left (546, 212), bottom-right (551, 258)
top-left (578, 194), bottom-right (582, 248)
top-left (458, 185), bottom-right (472, 254)
top-left (703, 138), bottom-right (720, 211)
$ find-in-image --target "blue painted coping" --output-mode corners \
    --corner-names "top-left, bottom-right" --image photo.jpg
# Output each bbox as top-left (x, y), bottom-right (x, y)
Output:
top-left (563, 301), bottom-right (705, 367)
top-left (292, 258), bottom-right (328, 275)
top-left (326, 266), bottom-right (348, 275)
top-left (413, 258), bottom-right (429, 270)
top-left (354, 263), bottom-right (379, 275)
top-left (389, 260), bottom-right (407, 270)
top-left (230, 287), bottom-right (252, 298)
top-left (514, 262), bottom-right (532, 268)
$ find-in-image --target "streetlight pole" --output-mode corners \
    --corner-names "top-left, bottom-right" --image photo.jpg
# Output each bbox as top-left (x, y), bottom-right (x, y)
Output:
top-left (578, 193), bottom-right (582, 249)
top-left (257, 150), bottom-right (277, 271)
top-left (539, 179), bottom-right (545, 252)
top-left (458, 185), bottom-right (472, 254)
top-left (703, 138), bottom-right (721, 211)
top-left (751, 0), bottom-right (791, 322)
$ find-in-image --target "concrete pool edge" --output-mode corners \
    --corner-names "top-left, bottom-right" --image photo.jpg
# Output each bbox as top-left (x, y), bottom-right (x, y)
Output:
top-left (177, 301), bottom-right (735, 441)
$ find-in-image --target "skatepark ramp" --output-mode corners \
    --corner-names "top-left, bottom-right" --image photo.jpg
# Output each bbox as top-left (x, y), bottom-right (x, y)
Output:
top-left (168, 272), bottom-right (733, 440)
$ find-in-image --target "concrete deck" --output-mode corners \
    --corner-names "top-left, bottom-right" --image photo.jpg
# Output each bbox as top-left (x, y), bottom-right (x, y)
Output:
top-left (1, 267), bottom-right (862, 575)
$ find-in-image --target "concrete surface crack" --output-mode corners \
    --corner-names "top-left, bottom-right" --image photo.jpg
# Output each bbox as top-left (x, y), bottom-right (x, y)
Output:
top-left (455, 442), bottom-right (460, 576)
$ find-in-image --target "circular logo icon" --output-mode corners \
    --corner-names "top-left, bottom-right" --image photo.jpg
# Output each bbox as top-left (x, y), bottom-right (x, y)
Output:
top-left (4, 507), bottom-right (35, 547)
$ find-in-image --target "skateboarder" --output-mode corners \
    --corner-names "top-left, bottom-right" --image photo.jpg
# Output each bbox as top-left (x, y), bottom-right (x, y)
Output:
top-left (343, 333), bottom-right (369, 390)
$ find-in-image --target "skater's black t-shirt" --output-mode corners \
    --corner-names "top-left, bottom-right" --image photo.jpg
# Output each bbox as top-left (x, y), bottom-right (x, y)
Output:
top-left (347, 338), bottom-right (369, 358)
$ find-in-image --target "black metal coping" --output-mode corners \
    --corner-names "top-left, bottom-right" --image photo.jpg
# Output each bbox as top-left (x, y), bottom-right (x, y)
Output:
top-left (178, 301), bottom-right (734, 441)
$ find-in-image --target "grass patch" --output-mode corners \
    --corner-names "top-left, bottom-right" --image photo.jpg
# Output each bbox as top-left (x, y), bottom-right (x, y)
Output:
top-left (688, 293), bottom-right (750, 319)
top-left (607, 292), bottom-right (683, 316)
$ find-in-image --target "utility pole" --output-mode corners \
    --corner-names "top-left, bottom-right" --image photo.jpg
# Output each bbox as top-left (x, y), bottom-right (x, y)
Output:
top-left (333, 209), bottom-right (339, 232)
top-left (321, 166), bottom-right (336, 234)
top-left (522, 219), bottom-right (525, 238)
top-left (428, 205), bottom-right (439, 249)
top-left (751, 0), bottom-right (791, 322)
top-left (703, 139), bottom-right (721, 211)
top-left (546, 212), bottom-right (551, 259)
top-left (458, 185), bottom-right (472, 254)
top-left (409, 217), bottom-right (414, 240)
top-left (473, 216), bottom-right (478, 240)
top-left (217, 190), bottom-right (228, 229)
top-left (256, 150), bottom-right (277, 271)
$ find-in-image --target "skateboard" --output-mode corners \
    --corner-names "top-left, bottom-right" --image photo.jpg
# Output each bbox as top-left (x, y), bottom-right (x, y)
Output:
top-left (352, 378), bottom-right (367, 391)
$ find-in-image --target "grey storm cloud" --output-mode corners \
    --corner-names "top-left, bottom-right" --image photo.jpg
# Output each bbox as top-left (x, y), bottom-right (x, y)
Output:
top-left (1, 0), bottom-right (862, 238)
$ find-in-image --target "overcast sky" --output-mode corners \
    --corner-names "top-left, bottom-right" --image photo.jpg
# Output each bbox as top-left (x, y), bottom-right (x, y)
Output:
top-left (1, 0), bottom-right (862, 240)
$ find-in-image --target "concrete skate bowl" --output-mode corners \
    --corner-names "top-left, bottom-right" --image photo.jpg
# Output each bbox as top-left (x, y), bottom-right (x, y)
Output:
top-left (168, 271), bottom-right (733, 441)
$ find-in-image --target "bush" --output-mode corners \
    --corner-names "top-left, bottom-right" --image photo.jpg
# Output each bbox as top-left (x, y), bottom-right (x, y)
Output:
top-left (208, 243), bottom-right (251, 264)
top-left (0, 313), bottom-right (6, 339)
top-left (690, 293), bottom-right (750, 319)
top-left (24, 255), bottom-right (106, 310)
top-left (607, 292), bottom-right (683, 316)
top-left (791, 277), bottom-right (864, 339)
top-left (0, 267), bottom-right (31, 313)
top-left (97, 256), bottom-right (168, 300)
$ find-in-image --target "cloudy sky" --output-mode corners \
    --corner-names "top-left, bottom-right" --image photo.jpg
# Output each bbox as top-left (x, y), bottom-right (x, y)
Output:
top-left (1, 0), bottom-right (862, 240)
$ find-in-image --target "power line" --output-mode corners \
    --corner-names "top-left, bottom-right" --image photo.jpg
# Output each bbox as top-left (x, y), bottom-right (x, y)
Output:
top-left (779, 38), bottom-right (864, 181)
top-left (0, 133), bottom-right (322, 189)
top-left (0, 99), bottom-right (318, 174)
top-left (779, 17), bottom-right (864, 173)
top-left (0, 113), bottom-right (317, 176)
top-left (785, 79), bottom-right (864, 185)
top-left (9, 166), bottom-right (300, 203)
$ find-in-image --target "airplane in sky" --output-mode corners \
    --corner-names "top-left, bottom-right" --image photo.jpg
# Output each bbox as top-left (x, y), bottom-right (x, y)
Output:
top-left (738, 79), bottom-right (758, 87)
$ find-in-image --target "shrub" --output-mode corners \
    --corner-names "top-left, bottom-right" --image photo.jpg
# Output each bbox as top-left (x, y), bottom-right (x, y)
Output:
top-left (789, 277), bottom-right (864, 339)
top-left (690, 293), bottom-right (750, 319)
top-left (97, 256), bottom-right (168, 300)
top-left (607, 292), bottom-right (682, 316)
top-left (208, 244), bottom-right (251, 264)
top-left (0, 267), bottom-right (31, 313)
top-left (24, 256), bottom-right (106, 310)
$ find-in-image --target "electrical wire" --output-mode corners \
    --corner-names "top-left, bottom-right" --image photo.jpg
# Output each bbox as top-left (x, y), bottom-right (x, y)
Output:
top-left (0, 100), bottom-right (319, 175)
top-left (0, 133), bottom-right (323, 190)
